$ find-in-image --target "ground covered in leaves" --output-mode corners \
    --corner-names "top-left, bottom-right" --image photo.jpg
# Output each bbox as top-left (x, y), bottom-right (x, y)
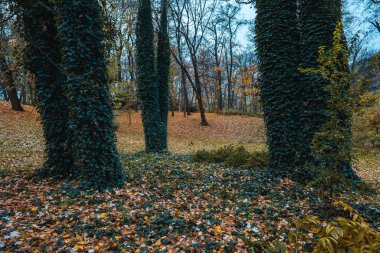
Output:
top-left (1, 154), bottom-right (379, 252)
top-left (0, 102), bottom-right (379, 252)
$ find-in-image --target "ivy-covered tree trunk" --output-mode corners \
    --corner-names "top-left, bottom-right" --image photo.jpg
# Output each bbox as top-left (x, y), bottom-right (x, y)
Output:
top-left (56, 0), bottom-right (124, 187)
top-left (136, 0), bottom-right (164, 152)
top-left (21, 0), bottom-right (73, 176)
top-left (255, 0), bottom-right (304, 176)
top-left (156, 0), bottom-right (170, 150)
top-left (299, 0), bottom-right (340, 164)
top-left (299, 0), bottom-right (355, 177)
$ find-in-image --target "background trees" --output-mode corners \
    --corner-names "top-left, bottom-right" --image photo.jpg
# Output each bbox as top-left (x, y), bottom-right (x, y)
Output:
top-left (1, 0), bottom-right (378, 119)
top-left (0, 4), bottom-right (22, 111)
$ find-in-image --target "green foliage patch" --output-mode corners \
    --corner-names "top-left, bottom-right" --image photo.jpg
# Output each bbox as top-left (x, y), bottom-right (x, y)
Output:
top-left (192, 145), bottom-right (268, 169)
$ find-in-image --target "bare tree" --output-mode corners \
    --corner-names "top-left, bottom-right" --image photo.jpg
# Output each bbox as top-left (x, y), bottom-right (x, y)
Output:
top-left (169, 0), bottom-right (217, 126)
top-left (207, 13), bottom-right (226, 112)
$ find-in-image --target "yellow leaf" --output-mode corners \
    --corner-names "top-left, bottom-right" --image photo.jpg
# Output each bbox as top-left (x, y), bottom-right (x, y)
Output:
top-left (21, 233), bottom-right (34, 239)
top-left (154, 239), bottom-right (162, 246)
top-left (31, 207), bottom-right (38, 211)
top-left (215, 225), bottom-right (222, 234)
top-left (74, 244), bottom-right (84, 250)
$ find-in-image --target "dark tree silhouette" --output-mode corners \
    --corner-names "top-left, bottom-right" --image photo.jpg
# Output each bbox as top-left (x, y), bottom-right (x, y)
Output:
top-left (255, 0), bottom-right (305, 176)
top-left (156, 0), bottom-right (170, 150)
top-left (56, 0), bottom-right (124, 187)
top-left (21, 0), bottom-right (72, 175)
top-left (136, 0), bottom-right (164, 152)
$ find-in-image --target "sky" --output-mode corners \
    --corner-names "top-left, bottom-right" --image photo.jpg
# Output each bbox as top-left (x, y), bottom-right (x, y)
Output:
top-left (236, 4), bottom-right (255, 48)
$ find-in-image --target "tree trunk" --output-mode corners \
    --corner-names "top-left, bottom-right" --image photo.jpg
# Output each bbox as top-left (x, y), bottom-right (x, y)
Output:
top-left (217, 69), bottom-right (223, 112)
top-left (21, 0), bottom-right (73, 176)
top-left (156, 0), bottom-right (170, 151)
top-left (256, 0), bottom-right (304, 174)
top-left (213, 33), bottom-right (223, 112)
top-left (192, 57), bottom-right (208, 126)
top-left (136, 0), bottom-right (165, 152)
top-left (1, 84), bottom-right (8, 100)
top-left (169, 94), bottom-right (175, 116)
top-left (56, 0), bottom-right (125, 186)
top-left (117, 42), bottom-right (123, 83)
top-left (0, 55), bottom-right (23, 111)
top-left (181, 69), bottom-right (190, 117)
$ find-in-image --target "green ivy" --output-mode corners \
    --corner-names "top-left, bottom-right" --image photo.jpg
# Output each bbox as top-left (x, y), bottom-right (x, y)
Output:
top-left (56, 0), bottom-right (124, 187)
top-left (21, 0), bottom-right (73, 177)
top-left (301, 23), bottom-right (357, 181)
top-left (298, 0), bottom-right (344, 171)
top-left (136, 0), bottom-right (165, 152)
top-left (255, 0), bottom-right (305, 176)
top-left (156, 0), bottom-right (170, 151)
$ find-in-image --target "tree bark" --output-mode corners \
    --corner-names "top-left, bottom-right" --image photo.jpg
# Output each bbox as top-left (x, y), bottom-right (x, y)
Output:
top-left (0, 54), bottom-right (23, 111)
top-left (181, 68), bottom-right (190, 117)
top-left (192, 55), bottom-right (208, 126)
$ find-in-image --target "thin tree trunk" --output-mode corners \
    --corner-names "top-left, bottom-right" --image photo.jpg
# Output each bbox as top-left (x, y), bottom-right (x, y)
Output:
top-left (192, 57), bottom-right (208, 126)
top-left (1, 84), bottom-right (8, 101)
top-left (181, 68), bottom-right (190, 117)
top-left (169, 94), bottom-right (175, 116)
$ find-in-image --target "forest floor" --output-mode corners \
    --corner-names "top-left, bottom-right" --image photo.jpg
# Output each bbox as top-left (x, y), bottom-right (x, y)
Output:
top-left (0, 101), bottom-right (379, 252)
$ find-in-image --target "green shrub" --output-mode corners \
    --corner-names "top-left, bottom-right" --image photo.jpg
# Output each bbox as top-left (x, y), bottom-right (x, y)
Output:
top-left (192, 145), bottom-right (268, 169)
top-left (246, 150), bottom-right (270, 168)
top-left (226, 146), bottom-right (251, 166)
top-left (265, 201), bottom-right (380, 253)
top-left (191, 149), bottom-right (212, 162)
